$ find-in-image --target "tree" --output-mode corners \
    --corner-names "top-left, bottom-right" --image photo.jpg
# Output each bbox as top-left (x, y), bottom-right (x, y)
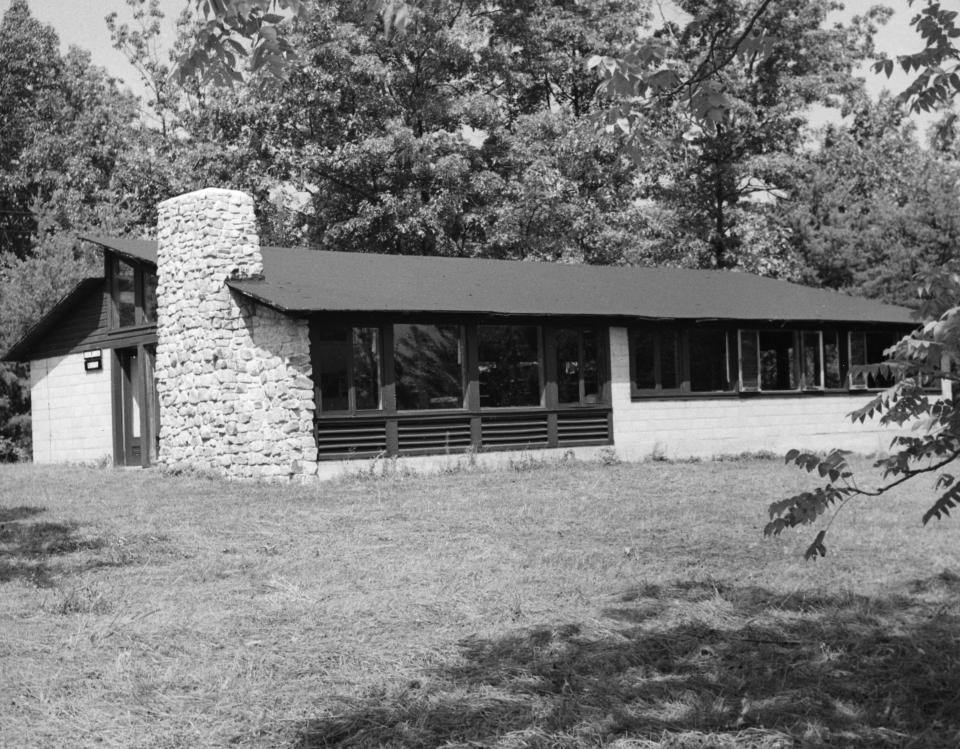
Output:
top-left (597, 0), bottom-right (885, 271)
top-left (0, 1), bottom-right (158, 460)
top-left (786, 96), bottom-right (960, 306)
top-left (0, 0), bottom-right (64, 258)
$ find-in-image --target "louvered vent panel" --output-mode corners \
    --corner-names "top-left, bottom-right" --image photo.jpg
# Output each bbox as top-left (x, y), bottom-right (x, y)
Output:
top-left (316, 420), bottom-right (388, 458)
top-left (397, 415), bottom-right (472, 453)
top-left (481, 413), bottom-right (549, 448)
top-left (557, 411), bottom-right (611, 445)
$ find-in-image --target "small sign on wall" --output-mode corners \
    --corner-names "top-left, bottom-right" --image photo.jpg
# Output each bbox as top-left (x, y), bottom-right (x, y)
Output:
top-left (83, 350), bottom-right (102, 372)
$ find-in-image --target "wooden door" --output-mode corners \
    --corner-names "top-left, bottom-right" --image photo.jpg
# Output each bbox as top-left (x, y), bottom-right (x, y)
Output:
top-left (115, 346), bottom-right (159, 467)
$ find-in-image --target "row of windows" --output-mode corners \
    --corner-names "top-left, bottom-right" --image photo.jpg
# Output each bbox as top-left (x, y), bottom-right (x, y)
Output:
top-left (312, 322), bottom-right (605, 415)
top-left (630, 327), bottom-right (904, 397)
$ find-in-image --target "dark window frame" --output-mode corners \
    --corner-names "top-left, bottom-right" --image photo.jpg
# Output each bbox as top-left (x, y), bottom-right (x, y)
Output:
top-left (393, 322), bottom-right (467, 412)
top-left (553, 325), bottom-right (606, 407)
top-left (630, 322), bottom-right (912, 400)
top-left (630, 326), bottom-right (732, 397)
top-left (476, 323), bottom-right (545, 409)
top-left (312, 324), bottom-right (385, 415)
top-left (106, 252), bottom-right (157, 331)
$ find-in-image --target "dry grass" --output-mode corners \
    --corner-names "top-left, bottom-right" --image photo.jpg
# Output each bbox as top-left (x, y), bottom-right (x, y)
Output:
top-left (0, 456), bottom-right (958, 748)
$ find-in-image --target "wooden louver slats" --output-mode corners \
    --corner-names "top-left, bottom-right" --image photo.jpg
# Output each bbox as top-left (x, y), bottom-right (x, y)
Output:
top-left (315, 419), bottom-right (388, 457)
top-left (556, 411), bottom-right (610, 445)
top-left (481, 413), bottom-right (550, 448)
top-left (397, 416), bottom-right (472, 452)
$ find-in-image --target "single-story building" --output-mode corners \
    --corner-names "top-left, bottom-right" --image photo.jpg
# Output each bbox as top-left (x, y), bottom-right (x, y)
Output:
top-left (2, 188), bottom-right (922, 481)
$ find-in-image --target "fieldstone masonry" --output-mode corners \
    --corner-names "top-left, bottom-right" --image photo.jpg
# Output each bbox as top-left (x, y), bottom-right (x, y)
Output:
top-left (155, 188), bottom-right (318, 480)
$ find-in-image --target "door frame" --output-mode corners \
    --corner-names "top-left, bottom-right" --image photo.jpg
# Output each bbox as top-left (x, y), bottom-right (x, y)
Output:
top-left (112, 344), bottom-right (158, 467)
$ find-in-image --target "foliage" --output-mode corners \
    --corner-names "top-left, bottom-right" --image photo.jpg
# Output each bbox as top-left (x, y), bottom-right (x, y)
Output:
top-left (874, 0), bottom-right (960, 113)
top-left (786, 96), bottom-right (960, 305)
top-left (768, 280), bottom-right (960, 558)
top-left (0, 1), bottom-right (154, 460)
top-left (600, 0), bottom-right (885, 270)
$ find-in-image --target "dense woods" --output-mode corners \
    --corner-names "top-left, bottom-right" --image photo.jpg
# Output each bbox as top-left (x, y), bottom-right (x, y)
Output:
top-left (1, 0), bottom-right (959, 462)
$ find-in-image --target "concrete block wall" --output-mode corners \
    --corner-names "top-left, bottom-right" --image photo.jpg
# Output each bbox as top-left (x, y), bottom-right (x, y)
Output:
top-left (30, 353), bottom-right (113, 464)
top-left (154, 188), bottom-right (318, 481)
top-left (608, 327), bottom-right (899, 460)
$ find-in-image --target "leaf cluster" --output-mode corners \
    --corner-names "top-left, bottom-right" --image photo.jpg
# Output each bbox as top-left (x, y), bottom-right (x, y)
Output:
top-left (874, 0), bottom-right (960, 113)
top-left (770, 301), bottom-right (960, 558)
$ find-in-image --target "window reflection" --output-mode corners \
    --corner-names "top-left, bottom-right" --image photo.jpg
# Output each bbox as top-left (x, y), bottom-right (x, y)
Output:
top-left (114, 258), bottom-right (136, 327)
top-left (557, 328), bottom-right (601, 404)
top-left (394, 324), bottom-right (464, 410)
top-left (143, 271), bottom-right (158, 323)
top-left (478, 325), bottom-right (541, 407)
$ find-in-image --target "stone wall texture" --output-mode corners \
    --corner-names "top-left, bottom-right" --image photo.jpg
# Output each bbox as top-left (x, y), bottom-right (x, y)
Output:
top-left (30, 352), bottom-right (114, 464)
top-left (155, 188), bottom-right (318, 480)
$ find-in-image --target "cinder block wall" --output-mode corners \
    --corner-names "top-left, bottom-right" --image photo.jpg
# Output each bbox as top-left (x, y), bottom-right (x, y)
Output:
top-left (154, 188), bottom-right (318, 480)
top-left (608, 327), bottom-right (898, 460)
top-left (30, 353), bottom-right (113, 464)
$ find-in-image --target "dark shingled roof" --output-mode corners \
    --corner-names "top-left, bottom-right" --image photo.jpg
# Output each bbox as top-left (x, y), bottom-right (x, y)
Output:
top-left (81, 236), bottom-right (914, 324)
top-left (82, 235), bottom-right (157, 265)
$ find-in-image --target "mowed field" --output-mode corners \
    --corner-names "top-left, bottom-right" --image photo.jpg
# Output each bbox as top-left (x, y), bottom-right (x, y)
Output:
top-left (1, 457), bottom-right (958, 748)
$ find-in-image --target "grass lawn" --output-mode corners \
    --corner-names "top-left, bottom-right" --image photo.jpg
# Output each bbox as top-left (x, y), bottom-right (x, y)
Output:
top-left (1, 456), bottom-right (958, 748)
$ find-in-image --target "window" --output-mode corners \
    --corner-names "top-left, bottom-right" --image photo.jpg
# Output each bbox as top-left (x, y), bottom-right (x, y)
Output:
top-left (799, 331), bottom-right (842, 390)
top-left (477, 325), bottom-right (542, 407)
top-left (394, 324), bottom-right (465, 410)
top-left (631, 329), bottom-right (681, 393)
top-left (109, 254), bottom-right (157, 329)
top-left (739, 330), bottom-right (797, 391)
top-left (143, 270), bottom-right (158, 323)
top-left (556, 327), bottom-right (602, 405)
top-left (688, 329), bottom-right (730, 392)
top-left (849, 331), bottom-right (898, 389)
top-left (315, 325), bottom-right (381, 412)
top-left (632, 327), bottom-right (730, 395)
top-left (113, 257), bottom-right (136, 328)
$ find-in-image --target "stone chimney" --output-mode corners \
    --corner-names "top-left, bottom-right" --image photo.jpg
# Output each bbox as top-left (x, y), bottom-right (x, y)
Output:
top-left (155, 188), bottom-right (317, 480)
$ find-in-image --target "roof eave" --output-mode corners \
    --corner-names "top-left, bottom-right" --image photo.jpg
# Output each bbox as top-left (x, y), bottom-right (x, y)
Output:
top-left (2, 278), bottom-right (104, 362)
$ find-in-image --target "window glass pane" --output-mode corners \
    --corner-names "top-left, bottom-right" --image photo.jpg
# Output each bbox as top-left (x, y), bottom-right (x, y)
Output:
top-left (394, 324), bottom-right (464, 410)
top-left (556, 328), bottom-right (581, 404)
top-left (849, 332), bottom-right (867, 388)
top-left (143, 270), bottom-right (158, 323)
top-left (824, 332), bottom-right (841, 389)
top-left (801, 331), bottom-right (822, 389)
top-left (114, 258), bottom-right (136, 327)
top-left (850, 331), bottom-right (897, 388)
top-left (478, 325), bottom-right (542, 407)
top-left (689, 329), bottom-right (729, 392)
top-left (582, 329), bottom-right (600, 403)
top-left (759, 330), bottom-right (797, 390)
top-left (660, 331), bottom-right (680, 389)
top-left (353, 327), bottom-right (381, 410)
top-left (632, 331), bottom-right (657, 390)
top-left (317, 326), bottom-right (351, 412)
top-left (557, 328), bottom-right (602, 405)
top-left (865, 331), bottom-right (897, 388)
top-left (739, 330), bottom-right (759, 391)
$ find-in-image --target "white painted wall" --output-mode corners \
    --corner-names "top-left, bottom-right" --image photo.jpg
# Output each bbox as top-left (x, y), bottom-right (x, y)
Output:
top-left (609, 327), bottom-right (900, 460)
top-left (30, 353), bottom-right (113, 464)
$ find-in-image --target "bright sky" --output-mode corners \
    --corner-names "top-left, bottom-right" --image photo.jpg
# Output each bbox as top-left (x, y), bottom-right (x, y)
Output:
top-left (0, 0), bottom-right (184, 98)
top-left (0, 0), bottom-right (946, 113)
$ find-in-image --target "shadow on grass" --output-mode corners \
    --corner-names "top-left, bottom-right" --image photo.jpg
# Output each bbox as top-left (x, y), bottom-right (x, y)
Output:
top-left (0, 507), bottom-right (106, 587)
top-left (292, 577), bottom-right (960, 748)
